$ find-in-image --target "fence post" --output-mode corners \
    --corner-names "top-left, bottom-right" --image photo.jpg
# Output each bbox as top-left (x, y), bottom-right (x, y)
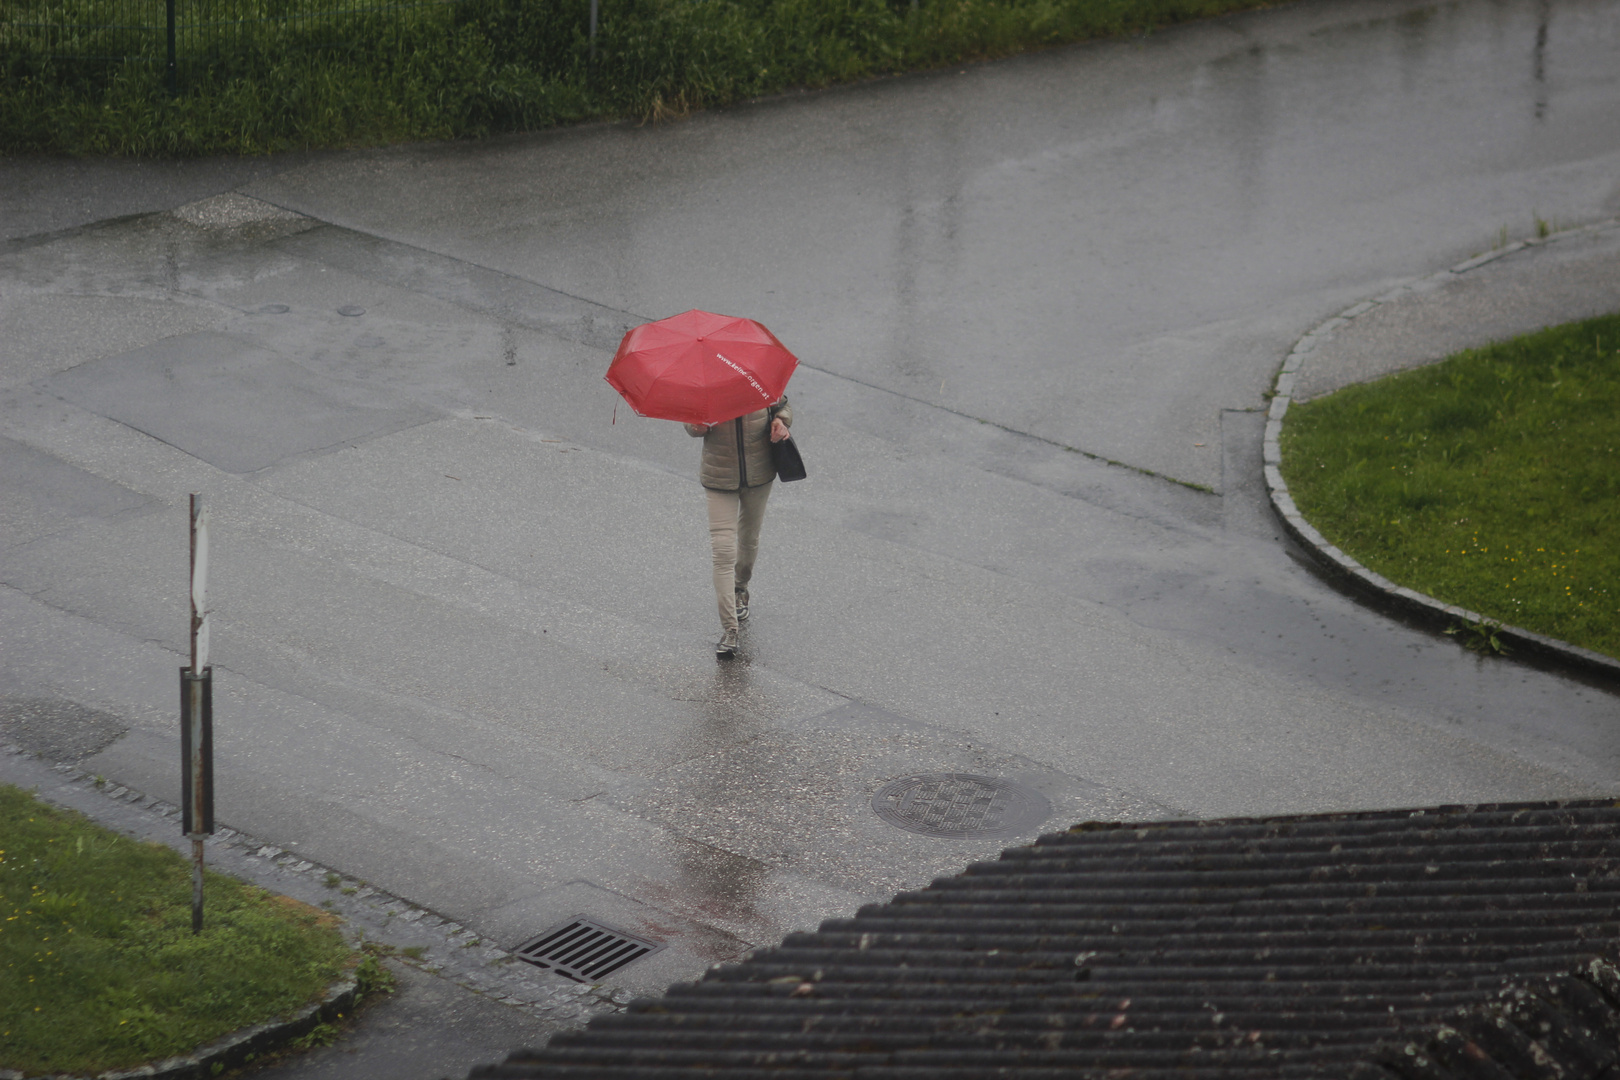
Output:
top-left (166, 0), bottom-right (178, 95)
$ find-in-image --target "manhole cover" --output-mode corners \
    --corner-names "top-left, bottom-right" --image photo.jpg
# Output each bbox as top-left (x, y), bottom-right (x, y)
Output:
top-left (872, 773), bottom-right (1051, 839)
top-left (337, 305), bottom-right (366, 317)
top-left (514, 915), bottom-right (664, 982)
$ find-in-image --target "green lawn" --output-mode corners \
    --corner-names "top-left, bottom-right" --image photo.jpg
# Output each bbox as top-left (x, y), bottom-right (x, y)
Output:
top-left (1, 0), bottom-right (1278, 155)
top-left (0, 784), bottom-right (363, 1076)
top-left (1279, 311), bottom-right (1620, 660)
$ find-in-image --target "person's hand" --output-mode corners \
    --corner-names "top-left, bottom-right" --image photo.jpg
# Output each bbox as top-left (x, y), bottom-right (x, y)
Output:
top-left (770, 418), bottom-right (790, 443)
top-left (693, 423), bottom-right (712, 433)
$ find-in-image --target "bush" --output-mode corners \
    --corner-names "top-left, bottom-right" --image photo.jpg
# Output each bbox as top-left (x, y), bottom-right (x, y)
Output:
top-left (0, 0), bottom-right (1276, 154)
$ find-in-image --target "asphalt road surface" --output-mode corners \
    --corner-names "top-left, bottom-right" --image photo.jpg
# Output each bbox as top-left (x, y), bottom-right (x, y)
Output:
top-left (3, 0), bottom-right (1619, 1033)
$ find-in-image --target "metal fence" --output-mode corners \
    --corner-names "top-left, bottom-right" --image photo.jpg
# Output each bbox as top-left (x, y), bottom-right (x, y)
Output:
top-left (1, 0), bottom-right (464, 89)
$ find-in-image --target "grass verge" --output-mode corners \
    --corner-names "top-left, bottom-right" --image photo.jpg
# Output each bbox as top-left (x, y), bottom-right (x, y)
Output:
top-left (0, 783), bottom-right (373, 1076)
top-left (2, 0), bottom-right (1278, 155)
top-left (1279, 311), bottom-right (1620, 660)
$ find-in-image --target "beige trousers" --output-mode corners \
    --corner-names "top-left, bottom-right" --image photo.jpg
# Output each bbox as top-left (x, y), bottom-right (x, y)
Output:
top-left (706, 482), bottom-right (773, 633)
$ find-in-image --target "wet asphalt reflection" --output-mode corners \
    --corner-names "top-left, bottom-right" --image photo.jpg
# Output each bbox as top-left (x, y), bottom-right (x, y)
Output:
top-left (2, 0), bottom-right (1619, 994)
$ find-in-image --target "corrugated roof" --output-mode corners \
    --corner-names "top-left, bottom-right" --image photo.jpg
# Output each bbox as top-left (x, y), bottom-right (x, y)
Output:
top-left (472, 799), bottom-right (1620, 1079)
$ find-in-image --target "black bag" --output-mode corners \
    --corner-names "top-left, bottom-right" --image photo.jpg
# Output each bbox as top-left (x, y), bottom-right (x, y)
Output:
top-left (771, 434), bottom-right (807, 482)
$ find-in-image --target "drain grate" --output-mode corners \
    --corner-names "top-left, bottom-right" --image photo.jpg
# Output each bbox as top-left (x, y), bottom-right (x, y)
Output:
top-left (514, 915), bottom-right (665, 982)
top-left (873, 773), bottom-right (1051, 839)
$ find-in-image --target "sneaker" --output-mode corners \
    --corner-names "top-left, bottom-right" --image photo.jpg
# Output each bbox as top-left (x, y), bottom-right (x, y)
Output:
top-left (715, 628), bottom-right (739, 658)
top-left (734, 587), bottom-right (749, 622)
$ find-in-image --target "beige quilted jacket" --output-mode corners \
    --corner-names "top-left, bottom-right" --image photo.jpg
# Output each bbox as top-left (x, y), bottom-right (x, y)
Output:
top-left (685, 397), bottom-right (792, 491)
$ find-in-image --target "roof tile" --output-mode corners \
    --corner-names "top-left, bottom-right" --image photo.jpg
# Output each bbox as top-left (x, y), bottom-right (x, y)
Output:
top-left (472, 800), bottom-right (1620, 1078)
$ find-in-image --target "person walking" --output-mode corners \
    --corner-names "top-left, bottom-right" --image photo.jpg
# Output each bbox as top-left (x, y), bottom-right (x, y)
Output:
top-left (686, 398), bottom-right (792, 658)
top-left (604, 309), bottom-right (801, 658)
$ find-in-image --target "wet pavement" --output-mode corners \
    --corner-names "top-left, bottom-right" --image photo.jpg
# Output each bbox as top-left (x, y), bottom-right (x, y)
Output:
top-left (3, 0), bottom-right (1620, 1075)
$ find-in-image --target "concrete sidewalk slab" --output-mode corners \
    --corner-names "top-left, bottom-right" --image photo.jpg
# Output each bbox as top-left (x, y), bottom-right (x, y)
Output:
top-left (1296, 222), bottom-right (1620, 401)
top-left (247, 962), bottom-right (548, 1080)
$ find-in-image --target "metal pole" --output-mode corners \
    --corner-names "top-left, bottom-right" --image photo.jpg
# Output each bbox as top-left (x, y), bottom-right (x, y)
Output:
top-left (182, 495), bottom-right (214, 934)
top-left (166, 0), bottom-right (177, 96)
top-left (180, 667), bottom-right (213, 932)
top-left (589, 0), bottom-right (598, 63)
top-left (192, 838), bottom-right (205, 932)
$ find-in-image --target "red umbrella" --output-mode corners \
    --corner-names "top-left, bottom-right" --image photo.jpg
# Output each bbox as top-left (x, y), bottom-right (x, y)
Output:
top-left (606, 310), bottom-right (799, 426)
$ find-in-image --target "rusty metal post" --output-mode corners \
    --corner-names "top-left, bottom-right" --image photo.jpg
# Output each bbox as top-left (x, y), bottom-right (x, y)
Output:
top-left (191, 837), bottom-right (204, 929)
top-left (182, 494), bottom-right (213, 933)
top-left (180, 667), bottom-right (213, 931)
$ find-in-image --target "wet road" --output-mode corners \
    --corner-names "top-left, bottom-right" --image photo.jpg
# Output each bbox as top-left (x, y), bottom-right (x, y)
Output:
top-left (238, 0), bottom-right (1620, 490)
top-left (3, 0), bottom-right (1620, 1009)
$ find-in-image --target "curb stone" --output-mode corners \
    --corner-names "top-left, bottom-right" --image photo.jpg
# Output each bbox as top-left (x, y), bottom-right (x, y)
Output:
top-left (0, 745), bottom-right (636, 1079)
top-left (1263, 217), bottom-right (1620, 685)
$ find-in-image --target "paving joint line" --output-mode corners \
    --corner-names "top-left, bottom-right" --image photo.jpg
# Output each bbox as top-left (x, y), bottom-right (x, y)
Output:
top-left (1262, 217), bottom-right (1620, 686)
top-left (0, 743), bottom-right (636, 1036)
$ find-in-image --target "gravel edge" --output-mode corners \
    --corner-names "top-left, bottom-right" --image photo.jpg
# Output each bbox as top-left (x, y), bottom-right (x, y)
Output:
top-left (1263, 217), bottom-right (1620, 685)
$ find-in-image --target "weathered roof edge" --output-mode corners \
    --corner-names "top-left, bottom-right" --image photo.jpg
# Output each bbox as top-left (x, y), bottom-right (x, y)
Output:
top-left (471, 798), bottom-right (1620, 1079)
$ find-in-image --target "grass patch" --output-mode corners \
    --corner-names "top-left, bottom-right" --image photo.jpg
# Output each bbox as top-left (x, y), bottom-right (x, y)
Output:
top-left (0, 784), bottom-right (360, 1076)
top-left (2, 0), bottom-right (1279, 155)
top-left (1280, 311), bottom-right (1620, 660)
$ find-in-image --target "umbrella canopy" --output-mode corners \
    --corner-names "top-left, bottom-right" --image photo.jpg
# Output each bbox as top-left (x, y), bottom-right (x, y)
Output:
top-left (606, 310), bottom-right (799, 426)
